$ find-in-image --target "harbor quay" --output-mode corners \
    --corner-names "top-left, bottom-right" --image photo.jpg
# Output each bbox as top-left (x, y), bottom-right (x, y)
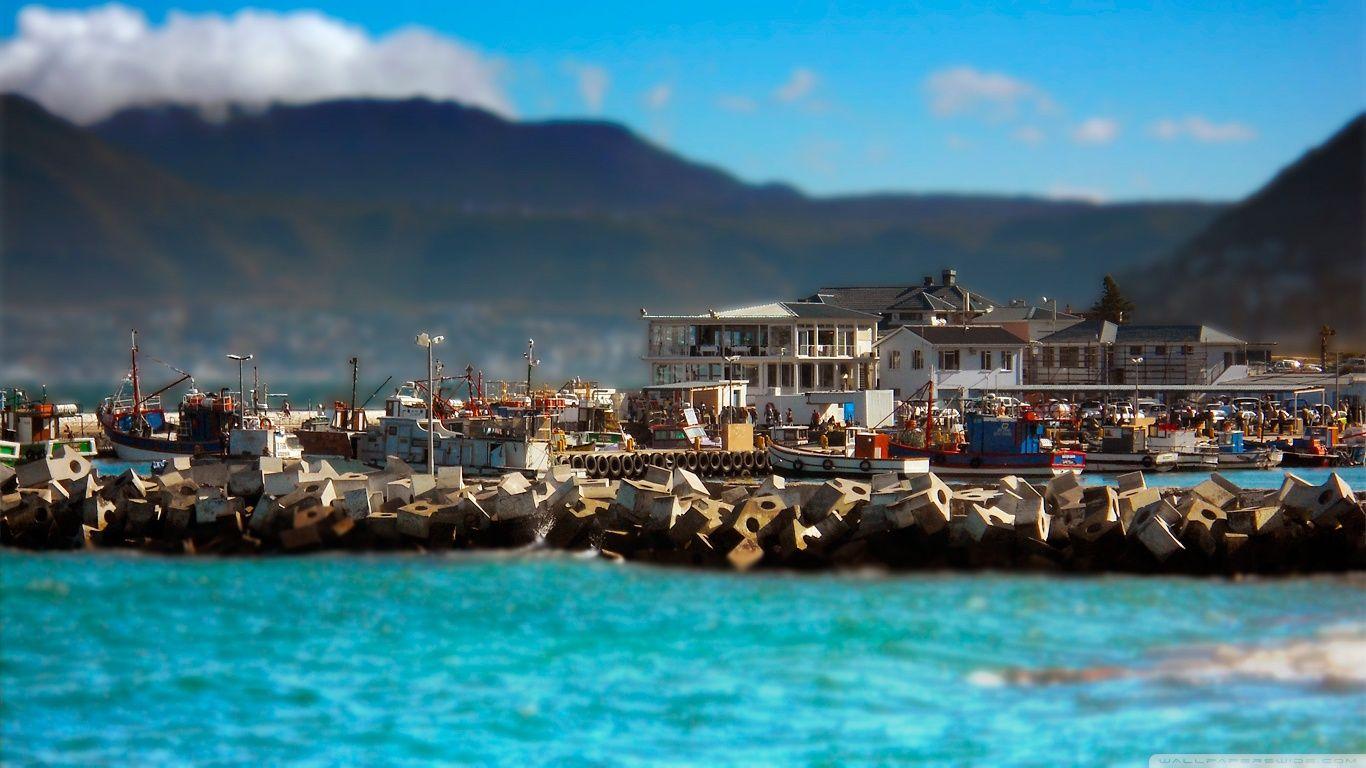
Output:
top-left (2, 447), bottom-right (1363, 575)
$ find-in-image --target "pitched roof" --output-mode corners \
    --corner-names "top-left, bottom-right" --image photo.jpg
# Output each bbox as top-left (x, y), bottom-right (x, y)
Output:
top-left (1114, 325), bottom-right (1246, 344)
top-left (811, 283), bottom-right (1001, 314)
top-left (1039, 319), bottom-right (1118, 344)
top-left (1038, 322), bottom-right (1249, 345)
top-left (645, 298), bottom-right (878, 321)
top-left (882, 324), bottom-right (1028, 346)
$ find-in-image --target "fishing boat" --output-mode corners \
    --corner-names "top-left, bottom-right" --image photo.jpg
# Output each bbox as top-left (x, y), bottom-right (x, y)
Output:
top-left (885, 382), bottom-right (1083, 477)
top-left (286, 358), bottom-right (391, 458)
top-left (1145, 427), bottom-right (1220, 471)
top-left (1271, 426), bottom-right (1344, 467)
top-left (1082, 426), bottom-right (1178, 472)
top-left (1, 388), bottom-right (97, 465)
top-left (355, 389), bottom-right (551, 475)
top-left (96, 331), bottom-right (234, 460)
top-left (767, 439), bottom-right (929, 477)
top-left (890, 412), bottom-right (1085, 477)
top-left (1214, 430), bottom-right (1282, 469)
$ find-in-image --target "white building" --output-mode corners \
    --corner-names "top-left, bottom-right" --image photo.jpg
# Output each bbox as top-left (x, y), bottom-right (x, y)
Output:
top-left (874, 325), bottom-right (1027, 401)
top-left (642, 299), bottom-right (880, 395)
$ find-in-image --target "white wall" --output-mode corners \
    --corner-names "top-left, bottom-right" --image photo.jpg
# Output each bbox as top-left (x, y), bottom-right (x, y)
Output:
top-left (877, 330), bottom-right (1023, 400)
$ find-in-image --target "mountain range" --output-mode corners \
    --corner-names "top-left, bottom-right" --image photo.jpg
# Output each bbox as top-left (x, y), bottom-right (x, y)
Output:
top-left (0, 93), bottom-right (1359, 390)
top-left (1123, 114), bottom-right (1364, 349)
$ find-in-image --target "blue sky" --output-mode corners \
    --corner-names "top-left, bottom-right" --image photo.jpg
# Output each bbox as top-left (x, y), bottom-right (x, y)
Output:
top-left (4, 1), bottom-right (1363, 200)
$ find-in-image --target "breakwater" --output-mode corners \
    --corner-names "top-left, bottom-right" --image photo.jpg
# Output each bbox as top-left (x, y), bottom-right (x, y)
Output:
top-left (2, 449), bottom-right (1362, 574)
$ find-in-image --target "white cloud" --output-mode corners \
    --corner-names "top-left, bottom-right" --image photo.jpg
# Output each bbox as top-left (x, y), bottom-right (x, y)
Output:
top-left (1072, 117), bottom-right (1120, 145)
top-left (1151, 116), bottom-right (1256, 143)
top-left (775, 67), bottom-right (817, 102)
top-left (0, 4), bottom-right (512, 124)
top-left (1012, 125), bottom-right (1045, 146)
top-left (644, 82), bottom-right (672, 110)
top-left (566, 62), bottom-right (609, 113)
top-left (924, 66), bottom-right (1051, 120)
top-left (716, 94), bottom-right (757, 113)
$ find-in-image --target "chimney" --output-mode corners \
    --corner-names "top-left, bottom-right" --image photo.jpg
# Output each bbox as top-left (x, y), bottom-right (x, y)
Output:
top-left (942, 268), bottom-right (957, 286)
top-left (923, 275), bottom-right (934, 287)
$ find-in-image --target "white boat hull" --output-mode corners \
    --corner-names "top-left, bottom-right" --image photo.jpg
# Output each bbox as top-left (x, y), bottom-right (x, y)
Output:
top-left (1084, 451), bottom-right (1179, 473)
top-left (767, 442), bottom-right (929, 477)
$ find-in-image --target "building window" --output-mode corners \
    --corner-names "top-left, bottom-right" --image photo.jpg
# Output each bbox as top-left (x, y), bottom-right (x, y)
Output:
top-left (939, 350), bottom-right (959, 370)
top-left (912, 350), bottom-right (924, 369)
top-left (1001, 353), bottom-right (1013, 371)
top-left (1084, 346), bottom-right (1096, 370)
top-left (980, 351), bottom-right (992, 370)
top-left (1129, 345), bottom-right (1142, 356)
top-left (1060, 347), bottom-right (1079, 368)
top-left (1154, 345), bottom-right (1167, 355)
top-left (1042, 347), bottom-right (1055, 367)
top-left (889, 350), bottom-right (901, 370)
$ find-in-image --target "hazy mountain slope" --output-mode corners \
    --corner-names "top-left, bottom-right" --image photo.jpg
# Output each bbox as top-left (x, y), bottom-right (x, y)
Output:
top-left (2, 93), bottom-right (1227, 385)
top-left (1124, 114), bottom-right (1365, 350)
top-left (93, 99), bottom-right (804, 212)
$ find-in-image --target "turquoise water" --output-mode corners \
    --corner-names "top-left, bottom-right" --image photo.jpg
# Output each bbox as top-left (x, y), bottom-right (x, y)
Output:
top-left (2, 553), bottom-right (1363, 766)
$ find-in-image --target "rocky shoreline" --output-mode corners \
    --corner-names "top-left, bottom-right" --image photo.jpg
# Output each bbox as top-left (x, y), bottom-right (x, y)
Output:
top-left (2, 448), bottom-right (1362, 575)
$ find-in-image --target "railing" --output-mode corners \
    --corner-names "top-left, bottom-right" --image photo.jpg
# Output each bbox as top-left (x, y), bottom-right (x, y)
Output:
top-left (108, 395), bottom-right (163, 412)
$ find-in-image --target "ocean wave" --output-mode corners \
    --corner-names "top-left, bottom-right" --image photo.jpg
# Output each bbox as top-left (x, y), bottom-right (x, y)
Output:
top-left (972, 624), bottom-right (1366, 689)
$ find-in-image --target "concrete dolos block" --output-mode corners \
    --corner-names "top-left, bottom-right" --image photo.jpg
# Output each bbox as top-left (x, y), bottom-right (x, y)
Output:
top-left (1136, 516), bottom-right (1184, 561)
top-left (800, 479), bottom-right (868, 524)
top-left (886, 476), bottom-right (952, 533)
top-left (15, 446), bottom-right (92, 488)
top-left (965, 504), bottom-right (1014, 543)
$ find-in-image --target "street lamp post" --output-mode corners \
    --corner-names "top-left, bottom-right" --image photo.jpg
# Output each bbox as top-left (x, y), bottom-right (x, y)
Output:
top-left (1129, 357), bottom-right (1144, 425)
top-left (1041, 295), bottom-right (1058, 336)
top-left (524, 339), bottom-right (540, 401)
top-left (226, 354), bottom-right (253, 425)
top-left (415, 332), bottom-right (445, 475)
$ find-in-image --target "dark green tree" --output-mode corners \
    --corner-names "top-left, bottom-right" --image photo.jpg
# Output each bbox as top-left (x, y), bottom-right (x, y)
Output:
top-left (1087, 275), bottom-right (1135, 324)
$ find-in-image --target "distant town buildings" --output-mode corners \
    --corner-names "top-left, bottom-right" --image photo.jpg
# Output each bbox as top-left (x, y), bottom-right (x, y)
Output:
top-left (1029, 320), bottom-right (1274, 386)
top-left (642, 267), bottom-right (1272, 399)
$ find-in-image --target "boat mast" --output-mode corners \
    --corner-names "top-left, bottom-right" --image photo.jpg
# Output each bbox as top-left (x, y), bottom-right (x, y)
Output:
top-left (926, 379), bottom-right (935, 447)
top-left (130, 329), bottom-right (142, 418)
top-left (349, 356), bottom-right (359, 414)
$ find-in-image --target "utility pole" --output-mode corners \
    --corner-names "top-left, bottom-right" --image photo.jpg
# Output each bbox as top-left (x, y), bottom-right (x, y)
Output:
top-left (1319, 325), bottom-right (1336, 371)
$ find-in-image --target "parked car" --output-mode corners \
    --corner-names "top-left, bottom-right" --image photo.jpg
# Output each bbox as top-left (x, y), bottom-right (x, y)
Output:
top-left (1338, 357), bottom-right (1366, 374)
